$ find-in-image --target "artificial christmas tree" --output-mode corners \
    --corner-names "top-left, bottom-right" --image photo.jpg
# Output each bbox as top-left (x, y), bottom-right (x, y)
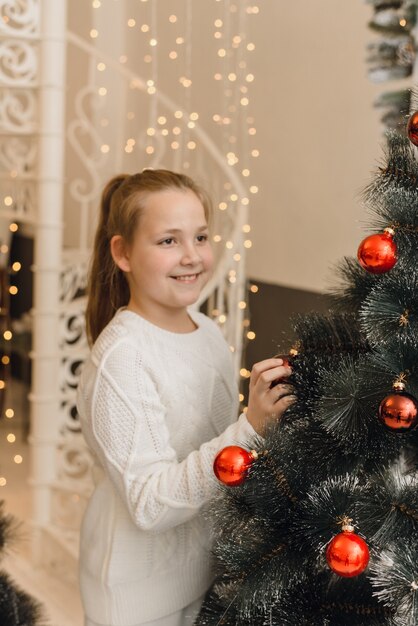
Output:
top-left (0, 501), bottom-right (46, 625)
top-left (195, 122), bottom-right (418, 625)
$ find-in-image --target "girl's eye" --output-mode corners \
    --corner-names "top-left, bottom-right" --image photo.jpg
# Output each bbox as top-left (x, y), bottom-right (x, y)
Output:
top-left (159, 238), bottom-right (174, 245)
top-left (197, 234), bottom-right (208, 242)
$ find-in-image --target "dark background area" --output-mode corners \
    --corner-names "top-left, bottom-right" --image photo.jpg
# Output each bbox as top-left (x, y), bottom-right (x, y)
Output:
top-left (241, 280), bottom-right (330, 405)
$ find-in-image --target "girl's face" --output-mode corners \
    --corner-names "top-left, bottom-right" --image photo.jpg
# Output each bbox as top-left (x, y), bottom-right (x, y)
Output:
top-left (112, 188), bottom-right (214, 326)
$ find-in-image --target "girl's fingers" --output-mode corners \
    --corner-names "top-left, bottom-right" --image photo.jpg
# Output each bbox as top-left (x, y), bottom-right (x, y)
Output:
top-left (250, 358), bottom-right (284, 380)
top-left (272, 394), bottom-right (296, 417)
top-left (249, 359), bottom-right (284, 389)
top-left (269, 384), bottom-right (294, 403)
top-left (252, 365), bottom-right (292, 389)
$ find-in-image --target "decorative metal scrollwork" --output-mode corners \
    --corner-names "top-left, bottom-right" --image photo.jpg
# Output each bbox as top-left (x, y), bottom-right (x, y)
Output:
top-left (0, 40), bottom-right (37, 86)
top-left (67, 85), bottom-right (109, 204)
top-left (0, 0), bottom-right (40, 37)
top-left (0, 88), bottom-right (36, 132)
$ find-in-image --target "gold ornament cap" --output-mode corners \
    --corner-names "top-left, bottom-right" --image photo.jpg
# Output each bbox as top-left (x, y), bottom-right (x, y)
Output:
top-left (338, 515), bottom-right (355, 533)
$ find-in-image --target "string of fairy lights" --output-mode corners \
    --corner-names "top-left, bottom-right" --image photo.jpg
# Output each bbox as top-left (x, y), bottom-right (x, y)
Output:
top-left (0, 215), bottom-right (23, 489)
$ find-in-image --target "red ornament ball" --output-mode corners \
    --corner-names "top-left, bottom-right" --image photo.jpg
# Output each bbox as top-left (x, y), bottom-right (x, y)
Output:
top-left (213, 446), bottom-right (257, 486)
top-left (378, 392), bottom-right (418, 432)
top-left (357, 231), bottom-right (397, 274)
top-left (407, 111), bottom-right (418, 146)
top-left (326, 529), bottom-right (370, 578)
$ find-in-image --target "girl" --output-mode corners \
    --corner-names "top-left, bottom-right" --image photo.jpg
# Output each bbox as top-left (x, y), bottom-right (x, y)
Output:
top-left (76, 169), bottom-right (293, 626)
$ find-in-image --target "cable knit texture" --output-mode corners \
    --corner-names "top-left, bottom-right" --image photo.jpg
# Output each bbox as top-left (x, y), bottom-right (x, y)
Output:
top-left (76, 308), bottom-right (257, 625)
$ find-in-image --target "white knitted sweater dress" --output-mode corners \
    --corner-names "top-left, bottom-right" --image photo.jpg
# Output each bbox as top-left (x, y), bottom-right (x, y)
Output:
top-left (76, 308), bottom-right (257, 625)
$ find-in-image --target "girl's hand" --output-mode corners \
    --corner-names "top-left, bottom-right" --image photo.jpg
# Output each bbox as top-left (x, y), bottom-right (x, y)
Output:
top-left (246, 358), bottom-right (296, 436)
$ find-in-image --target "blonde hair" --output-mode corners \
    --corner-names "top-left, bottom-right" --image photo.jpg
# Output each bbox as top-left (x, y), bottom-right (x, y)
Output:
top-left (85, 169), bottom-right (213, 345)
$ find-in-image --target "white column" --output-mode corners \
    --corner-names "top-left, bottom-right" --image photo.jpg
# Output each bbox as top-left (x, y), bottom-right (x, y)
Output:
top-left (29, 0), bottom-right (67, 560)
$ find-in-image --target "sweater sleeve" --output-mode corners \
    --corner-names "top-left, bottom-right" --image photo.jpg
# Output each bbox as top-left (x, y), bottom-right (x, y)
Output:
top-left (81, 339), bottom-right (258, 534)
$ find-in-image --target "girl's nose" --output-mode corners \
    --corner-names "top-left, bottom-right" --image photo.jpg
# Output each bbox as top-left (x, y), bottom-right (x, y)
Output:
top-left (180, 244), bottom-right (200, 265)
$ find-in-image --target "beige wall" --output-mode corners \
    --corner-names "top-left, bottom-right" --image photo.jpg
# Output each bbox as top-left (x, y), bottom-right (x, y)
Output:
top-left (246, 1), bottom-right (392, 292)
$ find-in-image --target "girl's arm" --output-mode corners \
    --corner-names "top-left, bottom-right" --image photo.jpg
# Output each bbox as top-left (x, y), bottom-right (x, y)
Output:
top-left (78, 349), bottom-right (258, 534)
top-left (78, 339), bottom-right (293, 534)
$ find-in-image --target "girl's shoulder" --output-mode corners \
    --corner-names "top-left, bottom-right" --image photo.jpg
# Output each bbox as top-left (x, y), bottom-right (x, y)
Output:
top-left (90, 309), bottom-right (139, 365)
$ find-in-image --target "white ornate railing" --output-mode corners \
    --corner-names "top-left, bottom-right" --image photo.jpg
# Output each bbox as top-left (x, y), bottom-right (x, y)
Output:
top-left (0, 1), bottom-right (39, 228)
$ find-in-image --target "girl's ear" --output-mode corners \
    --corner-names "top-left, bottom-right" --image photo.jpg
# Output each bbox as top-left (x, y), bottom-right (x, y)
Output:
top-left (110, 235), bottom-right (131, 272)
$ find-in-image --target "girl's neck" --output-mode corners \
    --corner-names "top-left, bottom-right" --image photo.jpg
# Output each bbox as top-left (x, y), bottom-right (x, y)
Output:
top-left (126, 300), bottom-right (198, 334)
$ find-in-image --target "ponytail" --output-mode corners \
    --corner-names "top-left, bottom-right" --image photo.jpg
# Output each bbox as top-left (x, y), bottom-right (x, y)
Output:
top-left (85, 175), bottom-right (130, 346)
